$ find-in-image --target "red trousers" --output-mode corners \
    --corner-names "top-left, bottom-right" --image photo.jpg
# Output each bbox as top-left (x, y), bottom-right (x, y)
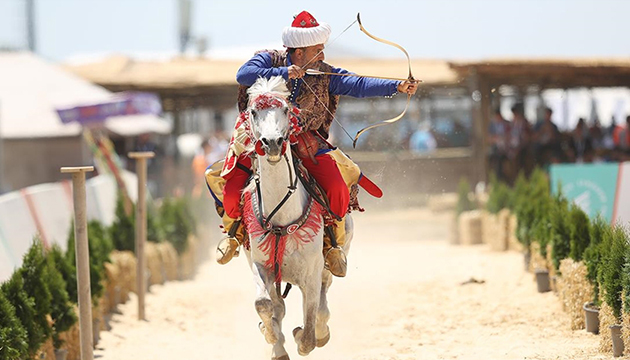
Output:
top-left (223, 152), bottom-right (349, 219)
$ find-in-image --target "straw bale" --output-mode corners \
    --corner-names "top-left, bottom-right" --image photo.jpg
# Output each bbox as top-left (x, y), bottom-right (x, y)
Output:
top-left (146, 242), bottom-right (165, 285)
top-left (179, 234), bottom-right (199, 279)
top-left (507, 213), bottom-right (523, 252)
top-left (599, 301), bottom-right (616, 353)
top-left (59, 316), bottom-right (80, 360)
top-left (103, 261), bottom-right (121, 313)
top-left (36, 331), bottom-right (55, 360)
top-left (458, 210), bottom-right (483, 245)
top-left (157, 242), bottom-right (179, 281)
top-left (427, 193), bottom-right (458, 213)
top-left (622, 314), bottom-right (630, 354)
top-left (496, 209), bottom-right (511, 251)
top-left (481, 210), bottom-right (494, 245)
top-left (110, 250), bottom-right (137, 300)
top-left (557, 259), bottom-right (593, 330)
top-left (528, 243), bottom-right (549, 273)
top-left (450, 213), bottom-right (459, 245)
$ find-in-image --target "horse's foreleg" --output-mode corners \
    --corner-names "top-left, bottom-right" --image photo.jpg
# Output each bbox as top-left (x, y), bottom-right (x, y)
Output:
top-left (252, 263), bottom-right (288, 360)
top-left (315, 270), bottom-right (332, 347)
top-left (293, 275), bottom-right (321, 356)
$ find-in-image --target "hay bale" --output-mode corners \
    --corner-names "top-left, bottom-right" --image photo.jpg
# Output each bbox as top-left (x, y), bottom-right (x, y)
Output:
top-left (507, 213), bottom-right (523, 252)
top-left (458, 210), bottom-right (483, 245)
top-left (157, 242), bottom-right (179, 281)
top-left (59, 316), bottom-right (80, 360)
top-left (599, 301), bottom-right (616, 353)
top-left (557, 259), bottom-right (593, 330)
top-left (450, 213), bottom-right (460, 245)
top-left (481, 210), bottom-right (493, 245)
top-left (622, 314), bottom-right (630, 353)
top-left (36, 334), bottom-right (55, 360)
top-left (111, 250), bottom-right (137, 300)
top-left (179, 234), bottom-right (199, 279)
top-left (427, 193), bottom-right (458, 212)
top-left (495, 209), bottom-right (511, 251)
top-left (146, 242), bottom-right (164, 285)
top-left (103, 262), bottom-right (121, 313)
top-left (528, 243), bottom-right (549, 273)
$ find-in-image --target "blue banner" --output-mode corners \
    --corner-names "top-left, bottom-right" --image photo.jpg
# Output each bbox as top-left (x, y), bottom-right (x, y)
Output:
top-left (550, 163), bottom-right (619, 222)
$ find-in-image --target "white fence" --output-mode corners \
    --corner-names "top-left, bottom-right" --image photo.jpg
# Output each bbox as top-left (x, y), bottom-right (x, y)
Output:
top-left (0, 170), bottom-right (138, 282)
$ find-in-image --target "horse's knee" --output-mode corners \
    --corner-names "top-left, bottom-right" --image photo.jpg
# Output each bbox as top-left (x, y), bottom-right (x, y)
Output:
top-left (255, 298), bottom-right (273, 318)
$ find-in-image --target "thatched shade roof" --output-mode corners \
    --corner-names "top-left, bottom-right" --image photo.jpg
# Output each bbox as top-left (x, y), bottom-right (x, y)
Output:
top-left (449, 58), bottom-right (630, 88)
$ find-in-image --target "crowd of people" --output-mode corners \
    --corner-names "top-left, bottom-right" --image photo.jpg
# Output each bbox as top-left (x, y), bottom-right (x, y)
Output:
top-left (488, 102), bottom-right (630, 182)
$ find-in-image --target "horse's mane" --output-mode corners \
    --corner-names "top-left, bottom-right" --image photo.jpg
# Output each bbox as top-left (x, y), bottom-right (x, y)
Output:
top-left (247, 76), bottom-right (290, 101)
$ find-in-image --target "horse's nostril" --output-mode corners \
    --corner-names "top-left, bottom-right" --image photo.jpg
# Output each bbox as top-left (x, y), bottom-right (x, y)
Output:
top-left (261, 138), bottom-right (269, 146)
top-left (276, 137), bottom-right (284, 146)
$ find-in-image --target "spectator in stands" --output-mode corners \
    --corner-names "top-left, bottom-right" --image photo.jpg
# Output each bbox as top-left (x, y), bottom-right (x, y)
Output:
top-left (409, 121), bottom-right (437, 153)
top-left (508, 102), bottom-right (532, 173)
top-left (192, 139), bottom-right (212, 198)
top-left (488, 108), bottom-right (510, 179)
top-left (571, 118), bottom-right (592, 163)
top-left (533, 107), bottom-right (561, 166)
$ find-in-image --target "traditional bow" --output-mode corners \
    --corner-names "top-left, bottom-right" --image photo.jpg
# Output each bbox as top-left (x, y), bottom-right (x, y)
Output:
top-left (351, 13), bottom-right (415, 148)
top-left (300, 13), bottom-right (416, 147)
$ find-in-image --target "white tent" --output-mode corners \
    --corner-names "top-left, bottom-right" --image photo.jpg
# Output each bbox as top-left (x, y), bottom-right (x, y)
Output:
top-left (0, 51), bottom-right (171, 139)
top-left (0, 52), bottom-right (171, 191)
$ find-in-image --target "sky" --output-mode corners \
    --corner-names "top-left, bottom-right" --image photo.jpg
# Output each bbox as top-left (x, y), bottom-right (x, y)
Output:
top-left (1, 0), bottom-right (629, 62)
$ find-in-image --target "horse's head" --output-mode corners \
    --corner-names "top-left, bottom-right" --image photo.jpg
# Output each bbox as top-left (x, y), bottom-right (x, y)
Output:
top-left (247, 77), bottom-right (301, 164)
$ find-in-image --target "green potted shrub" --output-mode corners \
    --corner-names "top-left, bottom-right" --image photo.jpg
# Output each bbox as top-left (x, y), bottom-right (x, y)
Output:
top-left (583, 216), bottom-right (608, 334)
top-left (456, 177), bottom-right (475, 218)
top-left (110, 191), bottom-right (136, 253)
top-left (549, 192), bottom-right (571, 271)
top-left (599, 225), bottom-right (629, 357)
top-left (66, 219), bottom-right (114, 304)
top-left (20, 240), bottom-right (53, 345)
top-left (46, 246), bottom-right (77, 359)
top-left (160, 197), bottom-right (195, 255)
top-left (569, 204), bottom-right (591, 262)
top-left (1, 272), bottom-right (44, 357)
top-left (0, 290), bottom-right (28, 360)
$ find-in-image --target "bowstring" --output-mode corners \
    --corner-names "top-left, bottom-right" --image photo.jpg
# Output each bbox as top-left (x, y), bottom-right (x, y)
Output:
top-left (297, 17), bottom-right (358, 143)
top-left (300, 79), bottom-right (354, 143)
top-left (302, 19), bottom-right (358, 69)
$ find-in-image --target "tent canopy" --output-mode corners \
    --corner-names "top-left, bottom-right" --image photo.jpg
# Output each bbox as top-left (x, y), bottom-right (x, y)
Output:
top-left (0, 52), bottom-right (171, 139)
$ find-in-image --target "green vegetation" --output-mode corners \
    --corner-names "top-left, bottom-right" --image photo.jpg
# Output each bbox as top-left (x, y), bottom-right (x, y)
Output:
top-left (456, 177), bottom-right (475, 217)
top-left (0, 290), bottom-right (28, 360)
top-left (160, 197), bottom-right (196, 254)
top-left (584, 216), bottom-right (607, 306)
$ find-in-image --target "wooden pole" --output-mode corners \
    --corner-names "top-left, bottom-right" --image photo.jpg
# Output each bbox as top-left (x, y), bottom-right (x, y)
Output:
top-left (61, 166), bottom-right (94, 360)
top-left (128, 151), bottom-right (155, 321)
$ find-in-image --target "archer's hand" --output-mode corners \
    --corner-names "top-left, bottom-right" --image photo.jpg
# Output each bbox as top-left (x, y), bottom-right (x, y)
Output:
top-left (397, 80), bottom-right (418, 95)
top-left (288, 65), bottom-right (305, 79)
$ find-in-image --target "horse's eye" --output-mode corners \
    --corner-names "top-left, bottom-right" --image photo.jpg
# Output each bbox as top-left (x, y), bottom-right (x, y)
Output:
top-left (283, 107), bottom-right (289, 115)
top-left (251, 110), bottom-right (257, 118)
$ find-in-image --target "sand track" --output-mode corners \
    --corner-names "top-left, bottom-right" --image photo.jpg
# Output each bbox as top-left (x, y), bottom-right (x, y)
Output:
top-left (94, 208), bottom-right (605, 360)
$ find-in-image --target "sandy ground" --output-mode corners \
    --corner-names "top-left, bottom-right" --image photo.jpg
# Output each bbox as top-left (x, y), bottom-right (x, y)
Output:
top-left (94, 208), bottom-right (608, 360)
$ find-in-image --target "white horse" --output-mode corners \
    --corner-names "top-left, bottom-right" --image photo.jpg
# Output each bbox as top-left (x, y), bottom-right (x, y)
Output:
top-left (240, 76), bottom-right (353, 360)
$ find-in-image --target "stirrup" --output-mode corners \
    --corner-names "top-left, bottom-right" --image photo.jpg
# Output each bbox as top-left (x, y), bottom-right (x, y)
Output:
top-left (216, 237), bottom-right (240, 265)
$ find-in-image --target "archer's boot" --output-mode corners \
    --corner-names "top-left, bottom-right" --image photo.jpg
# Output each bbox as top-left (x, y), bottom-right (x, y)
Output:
top-left (323, 218), bottom-right (347, 277)
top-left (216, 215), bottom-right (246, 265)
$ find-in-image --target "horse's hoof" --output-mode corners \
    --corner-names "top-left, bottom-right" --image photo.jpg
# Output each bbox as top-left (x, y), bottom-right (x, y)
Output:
top-left (292, 326), bottom-right (303, 338)
top-left (316, 332), bottom-right (330, 348)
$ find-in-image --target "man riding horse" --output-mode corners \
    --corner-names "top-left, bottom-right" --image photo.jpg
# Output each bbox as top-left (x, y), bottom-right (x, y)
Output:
top-left (206, 10), bottom-right (417, 277)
